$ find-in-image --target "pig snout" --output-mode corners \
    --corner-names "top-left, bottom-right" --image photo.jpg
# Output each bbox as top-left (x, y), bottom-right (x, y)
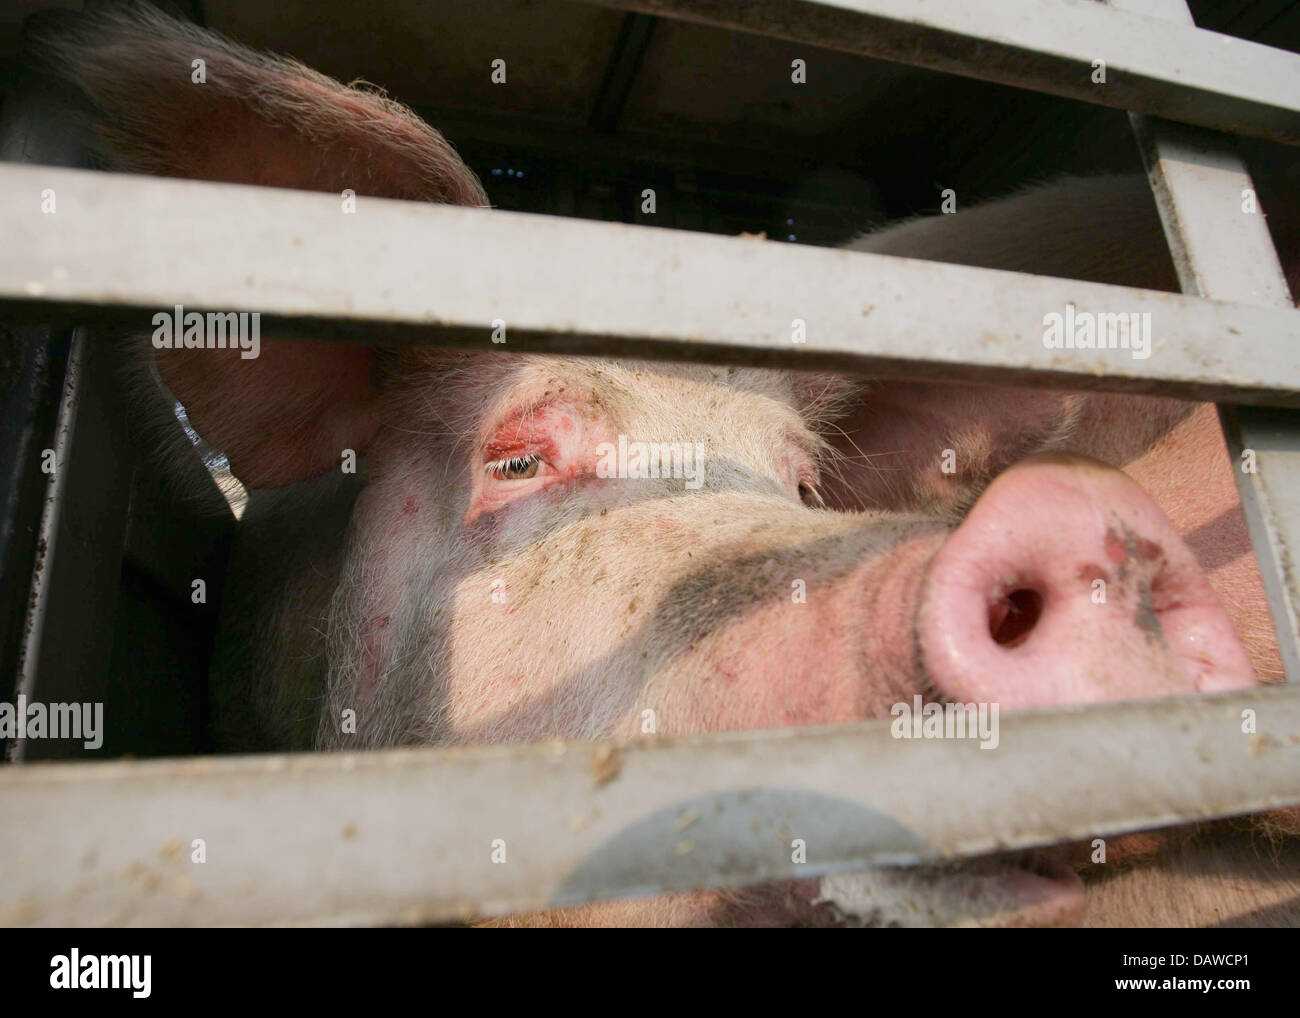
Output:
top-left (917, 453), bottom-right (1256, 707)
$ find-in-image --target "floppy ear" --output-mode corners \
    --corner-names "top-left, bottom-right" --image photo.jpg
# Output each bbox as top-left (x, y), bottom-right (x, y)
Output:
top-left (814, 380), bottom-right (1079, 515)
top-left (40, 3), bottom-right (489, 487)
top-left (41, 2), bottom-right (489, 203)
top-left (827, 174), bottom-right (1187, 514)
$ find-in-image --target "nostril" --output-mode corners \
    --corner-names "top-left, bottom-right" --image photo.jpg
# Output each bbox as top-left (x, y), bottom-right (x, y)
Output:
top-left (988, 587), bottom-right (1044, 648)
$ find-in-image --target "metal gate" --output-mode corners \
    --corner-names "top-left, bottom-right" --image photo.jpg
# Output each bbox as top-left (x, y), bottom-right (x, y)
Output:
top-left (0, 0), bottom-right (1296, 925)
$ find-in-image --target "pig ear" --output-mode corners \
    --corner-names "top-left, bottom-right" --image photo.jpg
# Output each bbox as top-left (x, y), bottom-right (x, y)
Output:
top-left (154, 339), bottom-right (382, 490)
top-left (39, 3), bottom-right (489, 204)
top-left (813, 380), bottom-right (1079, 514)
top-left (41, 5), bottom-right (489, 487)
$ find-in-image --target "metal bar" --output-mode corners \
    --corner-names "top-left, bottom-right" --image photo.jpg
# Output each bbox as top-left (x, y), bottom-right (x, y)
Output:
top-left (571, 0), bottom-right (1300, 145)
top-left (0, 324), bottom-right (71, 716)
top-left (1112, 0), bottom-right (1300, 681)
top-left (0, 12), bottom-right (88, 695)
top-left (10, 327), bottom-right (145, 762)
top-left (0, 9), bottom-right (113, 749)
top-left (2, 164), bottom-right (1298, 405)
top-left (589, 13), bottom-right (659, 133)
top-left (0, 687), bottom-right (1296, 926)
top-left (1219, 408), bottom-right (1300, 681)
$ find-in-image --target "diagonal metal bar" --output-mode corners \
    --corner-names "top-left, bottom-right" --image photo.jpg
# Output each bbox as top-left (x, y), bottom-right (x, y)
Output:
top-left (2, 163), bottom-right (1299, 405)
top-left (589, 13), bottom-right (659, 133)
top-left (573, 0), bottom-right (1300, 145)
top-left (0, 687), bottom-right (1296, 926)
top-left (1113, 0), bottom-right (1300, 681)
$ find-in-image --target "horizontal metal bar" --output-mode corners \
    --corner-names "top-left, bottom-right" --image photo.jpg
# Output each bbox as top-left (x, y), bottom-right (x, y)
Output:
top-left (3, 164), bottom-right (1299, 405)
top-left (574, 0), bottom-right (1300, 145)
top-left (1, 687), bottom-right (1296, 926)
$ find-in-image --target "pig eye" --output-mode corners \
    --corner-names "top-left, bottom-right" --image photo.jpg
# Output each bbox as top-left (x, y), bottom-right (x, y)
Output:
top-left (487, 454), bottom-right (542, 480)
top-left (798, 481), bottom-right (826, 508)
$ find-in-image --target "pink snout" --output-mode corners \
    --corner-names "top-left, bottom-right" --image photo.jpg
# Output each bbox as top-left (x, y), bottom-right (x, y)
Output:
top-left (918, 453), bottom-right (1256, 708)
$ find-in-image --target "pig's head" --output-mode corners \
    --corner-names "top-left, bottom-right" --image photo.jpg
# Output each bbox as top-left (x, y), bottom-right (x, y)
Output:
top-left (44, 4), bottom-right (1270, 927)
top-left (214, 350), bottom-right (1251, 751)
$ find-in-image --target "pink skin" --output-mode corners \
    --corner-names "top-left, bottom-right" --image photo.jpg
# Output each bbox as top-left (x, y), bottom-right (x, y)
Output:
top-left (604, 529), bottom-right (946, 735)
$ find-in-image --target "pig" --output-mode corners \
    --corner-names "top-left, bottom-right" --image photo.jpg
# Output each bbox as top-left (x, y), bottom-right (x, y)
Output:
top-left (33, 3), bottom-right (1296, 927)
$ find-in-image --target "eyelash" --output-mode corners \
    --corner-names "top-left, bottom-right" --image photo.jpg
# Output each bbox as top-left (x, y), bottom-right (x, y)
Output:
top-left (485, 453), bottom-right (542, 480)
